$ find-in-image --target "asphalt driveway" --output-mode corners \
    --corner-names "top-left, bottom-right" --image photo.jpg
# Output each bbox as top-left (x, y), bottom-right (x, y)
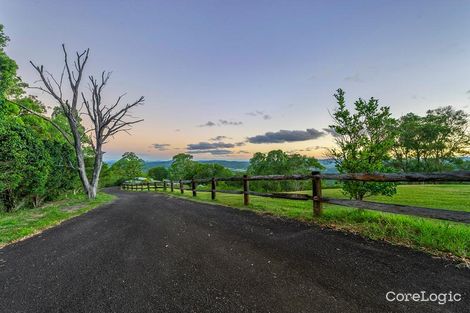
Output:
top-left (1, 188), bottom-right (468, 312)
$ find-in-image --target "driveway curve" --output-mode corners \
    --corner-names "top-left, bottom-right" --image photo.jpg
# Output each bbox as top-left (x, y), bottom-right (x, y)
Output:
top-left (1, 188), bottom-right (468, 312)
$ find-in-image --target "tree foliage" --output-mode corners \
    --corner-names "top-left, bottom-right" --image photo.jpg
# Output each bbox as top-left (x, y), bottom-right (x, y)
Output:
top-left (248, 150), bottom-right (323, 192)
top-left (110, 152), bottom-right (145, 182)
top-left (168, 154), bottom-right (233, 181)
top-left (148, 166), bottom-right (169, 181)
top-left (393, 107), bottom-right (470, 172)
top-left (0, 25), bottom-right (79, 211)
top-left (328, 89), bottom-right (397, 200)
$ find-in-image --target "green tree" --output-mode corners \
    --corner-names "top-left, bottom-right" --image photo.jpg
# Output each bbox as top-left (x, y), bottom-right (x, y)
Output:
top-left (328, 89), bottom-right (397, 200)
top-left (193, 163), bottom-right (233, 180)
top-left (393, 107), bottom-right (470, 172)
top-left (0, 25), bottom-right (85, 211)
top-left (168, 154), bottom-right (196, 180)
top-left (110, 152), bottom-right (145, 181)
top-left (248, 150), bottom-right (323, 192)
top-left (148, 166), bottom-right (169, 181)
top-left (0, 24), bottom-right (24, 108)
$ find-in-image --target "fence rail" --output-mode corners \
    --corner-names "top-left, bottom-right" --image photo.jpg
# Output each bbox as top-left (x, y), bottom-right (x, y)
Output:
top-left (121, 171), bottom-right (470, 224)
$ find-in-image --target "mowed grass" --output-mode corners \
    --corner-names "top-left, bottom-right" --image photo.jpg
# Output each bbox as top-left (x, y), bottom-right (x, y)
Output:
top-left (152, 184), bottom-right (470, 259)
top-left (0, 192), bottom-right (115, 247)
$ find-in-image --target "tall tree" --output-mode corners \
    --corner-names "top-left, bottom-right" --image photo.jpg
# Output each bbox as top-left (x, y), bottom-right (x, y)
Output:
top-left (328, 89), bottom-right (397, 200)
top-left (393, 107), bottom-right (470, 172)
top-left (23, 45), bottom-right (144, 198)
top-left (248, 150), bottom-right (323, 192)
top-left (168, 154), bottom-right (196, 180)
top-left (148, 166), bottom-right (169, 181)
top-left (110, 152), bottom-right (145, 181)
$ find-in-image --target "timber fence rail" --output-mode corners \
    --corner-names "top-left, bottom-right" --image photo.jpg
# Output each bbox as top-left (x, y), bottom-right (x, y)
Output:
top-left (121, 171), bottom-right (470, 224)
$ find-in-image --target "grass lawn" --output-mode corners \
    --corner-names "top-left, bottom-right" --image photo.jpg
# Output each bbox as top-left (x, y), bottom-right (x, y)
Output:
top-left (0, 192), bottom-right (115, 248)
top-left (151, 184), bottom-right (470, 260)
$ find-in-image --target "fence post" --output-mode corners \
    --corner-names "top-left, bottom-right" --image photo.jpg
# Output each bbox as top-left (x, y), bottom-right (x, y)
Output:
top-left (180, 180), bottom-right (184, 193)
top-left (192, 179), bottom-right (197, 197)
top-left (147, 182), bottom-right (150, 191)
top-left (243, 175), bottom-right (250, 205)
top-left (312, 171), bottom-right (322, 216)
top-left (163, 180), bottom-right (167, 191)
top-left (211, 177), bottom-right (216, 200)
top-left (170, 180), bottom-right (174, 192)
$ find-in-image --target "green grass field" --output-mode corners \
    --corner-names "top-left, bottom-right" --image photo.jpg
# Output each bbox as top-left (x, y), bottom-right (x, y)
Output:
top-left (0, 192), bottom-right (115, 247)
top-left (155, 184), bottom-right (470, 259)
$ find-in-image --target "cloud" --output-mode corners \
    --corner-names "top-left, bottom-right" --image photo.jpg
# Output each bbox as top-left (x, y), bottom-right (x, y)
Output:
top-left (210, 135), bottom-right (231, 141)
top-left (198, 121), bottom-right (216, 127)
top-left (344, 73), bottom-right (363, 83)
top-left (466, 90), bottom-right (470, 94)
top-left (304, 145), bottom-right (329, 151)
top-left (198, 120), bottom-right (242, 127)
top-left (187, 141), bottom-right (240, 150)
top-left (219, 119), bottom-right (242, 126)
top-left (247, 128), bottom-right (325, 144)
top-left (175, 129), bottom-right (181, 132)
top-left (287, 146), bottom-right (329, 154)
top-left (246, 110), bottom-right (271, 120)
top-left (187, 149), bottom-right (233, 155)
top-left (152, 143), bottom-right (171, 151)
top-left (322, 127), bottom-right (339, 137)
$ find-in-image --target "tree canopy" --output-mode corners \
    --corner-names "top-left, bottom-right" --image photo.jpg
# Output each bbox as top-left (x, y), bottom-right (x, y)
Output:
top-left (328, 89), bottom-right (397, 200)
top-left (248, 150), bottom-right (323, 192)
top-left (110, 152), bottom-right (145, 182)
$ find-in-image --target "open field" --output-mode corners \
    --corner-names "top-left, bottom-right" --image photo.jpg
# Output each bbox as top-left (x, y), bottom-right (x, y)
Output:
top-left (0, 193), bottom-right (115, 247)
top-left (152, 184), bottom-right (470, 259)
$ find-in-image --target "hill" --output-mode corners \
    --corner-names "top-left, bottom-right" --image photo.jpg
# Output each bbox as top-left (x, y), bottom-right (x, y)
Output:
top-left (142, 160), bottom-right (250, 172)
top-left (139, 159), bottom-right (337, 173)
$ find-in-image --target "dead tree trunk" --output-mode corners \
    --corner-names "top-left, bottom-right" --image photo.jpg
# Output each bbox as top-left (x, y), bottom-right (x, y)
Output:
top-left (29, 45), bottom-right (144, 199)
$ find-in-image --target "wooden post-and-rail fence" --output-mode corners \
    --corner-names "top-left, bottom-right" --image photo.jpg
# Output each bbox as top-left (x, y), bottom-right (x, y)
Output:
top-left (121, 171), bottom-right (470, 224)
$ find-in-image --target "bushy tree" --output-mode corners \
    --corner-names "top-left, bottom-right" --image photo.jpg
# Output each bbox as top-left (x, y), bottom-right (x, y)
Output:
top-left (168, 154), bottom-right (196, 180)
top-left (193, 163), bottom-right (233, 180)
top-left (328, 89), bottom-right (397, 200)
top-left (0, 25), bottom-right (80, 211)
top-left (393, 106), bottom-right (470, 172)
top-left (110, 152), bottom-right (145, 182)
top-left (148, 166), bottom-right (169, 181)
top-left (167, 154), bottom-right (235, 187)
top-left (248, 150), bottom-right (323, 192)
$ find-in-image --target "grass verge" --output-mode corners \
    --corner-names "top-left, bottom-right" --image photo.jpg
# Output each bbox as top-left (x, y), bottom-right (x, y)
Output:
top-left (0, 192), bottom-right (115, 248)
top-left (147, 184), bottom-right (470, 260)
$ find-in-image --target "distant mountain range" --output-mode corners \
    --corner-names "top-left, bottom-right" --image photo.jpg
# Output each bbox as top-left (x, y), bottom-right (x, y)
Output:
top-left (106, 156), bottom-right (469, 174)
top-left (142, 160), bottom-right (251, 172)
top-left (106, 159), bottom-right (338, 173)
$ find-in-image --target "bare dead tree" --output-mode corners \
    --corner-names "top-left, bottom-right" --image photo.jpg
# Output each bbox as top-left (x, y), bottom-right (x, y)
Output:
top-left (28, 44), bottom-right (144, 198)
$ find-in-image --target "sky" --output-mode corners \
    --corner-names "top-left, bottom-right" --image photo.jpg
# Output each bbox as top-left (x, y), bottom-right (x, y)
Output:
top-left (1, 0), bottom-right (469, 161)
